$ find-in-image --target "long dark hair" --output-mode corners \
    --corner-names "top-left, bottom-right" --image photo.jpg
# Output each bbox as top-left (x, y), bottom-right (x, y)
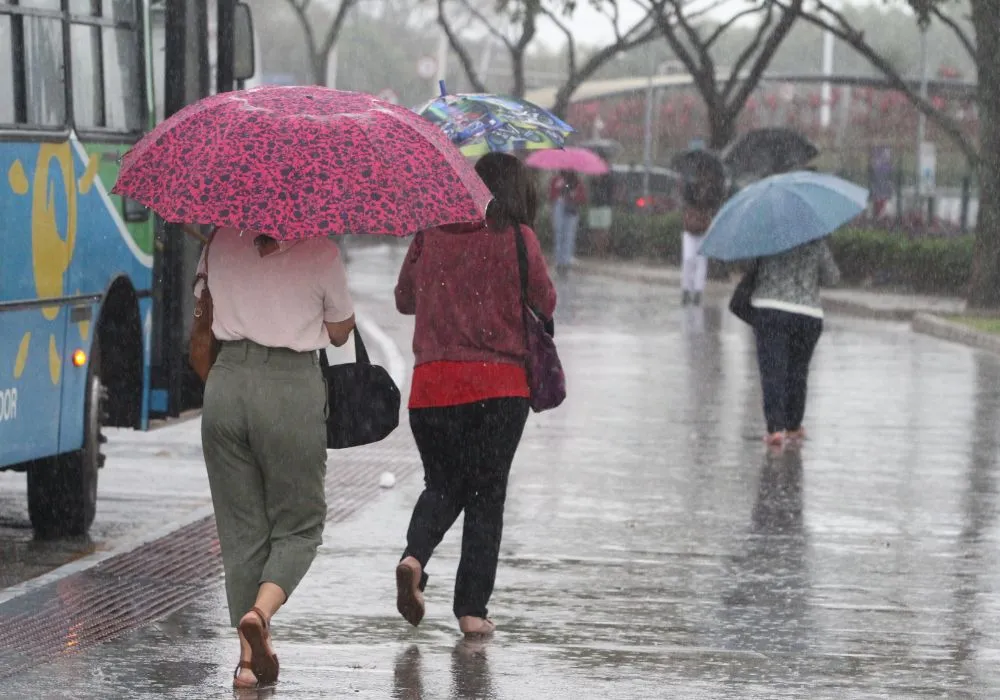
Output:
top-left (475, 153), bottom-right (538, 231)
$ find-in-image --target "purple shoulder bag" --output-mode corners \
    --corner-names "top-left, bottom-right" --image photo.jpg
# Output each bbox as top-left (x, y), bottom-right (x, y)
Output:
top-left (514, 225), bottom-right (566, 412)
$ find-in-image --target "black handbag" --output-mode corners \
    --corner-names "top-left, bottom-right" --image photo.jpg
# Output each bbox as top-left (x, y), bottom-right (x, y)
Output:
top-left (320, 329), bottom-right (401, 449)
top-left (729, 260), bottom-right (760, 325)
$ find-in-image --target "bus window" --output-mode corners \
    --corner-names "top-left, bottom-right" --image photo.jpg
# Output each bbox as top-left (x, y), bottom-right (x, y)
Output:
top-left (102, 26), bottom-right (143, 131)
top-left (0, 17), bottom-right (12, 123)
top-left (23, 11), bottom-right (65, 126)
top-left (71, 23), bottom-right (105, 128)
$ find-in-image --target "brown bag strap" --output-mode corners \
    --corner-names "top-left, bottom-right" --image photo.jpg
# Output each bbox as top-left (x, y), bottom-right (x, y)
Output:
top-left (193, 225), bottom-right (219, 292)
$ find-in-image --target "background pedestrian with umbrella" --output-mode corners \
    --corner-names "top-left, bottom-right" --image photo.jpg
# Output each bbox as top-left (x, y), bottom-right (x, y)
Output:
top-left (671, 149), bottom-right (727, 305)
top-left (525, 147), bottom-right (608, 273)
top-left (700, 171), bottom-right (865, 448)
top-left (722, 127), bottom-right (819, 184)
top-left (112, 85), bottom-right (492, 688)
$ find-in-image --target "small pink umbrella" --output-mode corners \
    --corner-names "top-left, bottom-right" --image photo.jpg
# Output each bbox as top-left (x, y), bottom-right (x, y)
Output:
top-left (112, 86), bottom-right (491, 239)
top-left (524, 147), bottom-right (609, 175)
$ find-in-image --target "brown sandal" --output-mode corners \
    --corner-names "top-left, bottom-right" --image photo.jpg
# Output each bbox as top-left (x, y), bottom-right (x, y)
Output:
top-left (232, 660), bottom-right (257, 689)
top-left (238, 606), bottom-right (280, 686)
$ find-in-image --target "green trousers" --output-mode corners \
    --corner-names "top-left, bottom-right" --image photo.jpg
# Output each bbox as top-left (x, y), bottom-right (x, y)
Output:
top-left (201, 341), bottom-right (328, 627)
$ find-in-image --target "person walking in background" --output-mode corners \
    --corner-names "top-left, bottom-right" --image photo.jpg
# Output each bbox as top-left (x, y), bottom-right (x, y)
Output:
top-left (393, 153), bottom-right (557, 637)
top-left (750, 239), bottom-right (840, 449)
top-left (195, 228), bottom-right (356, 688)
top-left (549, 169), bottom-right (587, 274)
top-left (587, 166), bottom-right (614, 257)
top-left (681, 201), bottom-right (713, 306)
top-left (680, 174), bottom-right (724, 306)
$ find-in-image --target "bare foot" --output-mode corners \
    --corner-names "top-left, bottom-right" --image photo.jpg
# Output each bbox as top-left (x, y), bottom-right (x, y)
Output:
top-left (458, 616), bottom-right (496, 637)
top-left (764, 432), bottom-right (786, 448)
top-left (786, 428), bottom-right (806, 442)
top-left (396, 557), bottom-right (426, 627)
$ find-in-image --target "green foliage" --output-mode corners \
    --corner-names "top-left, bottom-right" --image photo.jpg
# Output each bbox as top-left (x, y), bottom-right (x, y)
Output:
top-left (827, 228), bottom-right (973, 295)
top-left (543, 208), bottom-right (971, 295)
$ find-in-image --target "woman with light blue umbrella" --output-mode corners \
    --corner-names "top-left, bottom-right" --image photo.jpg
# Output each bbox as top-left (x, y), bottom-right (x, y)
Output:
top-left (701, 170), bottom-right (867, 448)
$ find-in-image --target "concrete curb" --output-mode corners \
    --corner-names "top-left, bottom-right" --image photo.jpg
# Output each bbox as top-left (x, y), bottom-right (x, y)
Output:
top-left (912, 313), bottom-right (1000, 355)
top-left (821, 297), bottom-right (918, 322)
top-left (573, 259), bottom-right (953, 322)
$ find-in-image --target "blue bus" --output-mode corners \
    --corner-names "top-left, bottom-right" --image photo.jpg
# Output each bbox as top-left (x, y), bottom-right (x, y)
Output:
top-left (0, 0), bottom-right (256, 537)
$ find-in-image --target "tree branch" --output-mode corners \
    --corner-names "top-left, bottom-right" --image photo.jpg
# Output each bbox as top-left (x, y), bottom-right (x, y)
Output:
top-left (319, 0), bottom-right (357, 63)
top-left (542, 5), bottom-right (578, 77)
top-left (438, 0), bottom-right (488, 92)
top-left (721, 1), bottom-right (774, 101)
top-left (929, 4), bottom-right (976, 64)
top-left (704, 5), bottom-right (767, 50)
top-left (284, 0), bottom-right (322, 81)
top-left (792, 0), bottom-right (979, 165)
top-left (656, 1), bottom-right (718, 109)
top-left (551, 1), bottom-right (660, 117)
top-left (508, 0), bottom-right (540, 96)
top-left (722, 0), bottom-right (801, 109)
top-left (459, 0), bottom-right (515, 50)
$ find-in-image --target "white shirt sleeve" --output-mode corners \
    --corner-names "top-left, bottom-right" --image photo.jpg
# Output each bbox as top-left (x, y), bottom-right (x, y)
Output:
top-left (322, 245), bottom-right (354, 323)
top-left (193, 243), bottom-right (209, 299)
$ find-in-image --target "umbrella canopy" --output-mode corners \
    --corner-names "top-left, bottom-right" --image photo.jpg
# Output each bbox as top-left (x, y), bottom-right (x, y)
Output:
top-left (524, 147), bottom-right (609, 175)
top-left (578, 138), bottom-right (623, 160)
top-left (670, 149), bottom-right (727, 208)
top-left (416, 93), bottom-right (573, 157)
top-left (722, 128), bottom-right (819, 179)
top-left (698, 171), bottom-right (868, 261)
top-left (112, 86), bottom-right (492, 239)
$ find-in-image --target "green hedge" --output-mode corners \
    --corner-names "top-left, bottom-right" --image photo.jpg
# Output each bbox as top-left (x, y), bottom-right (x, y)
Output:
top-left (827, 229), bottom-right (972, 295)
top-left (536, 206), bottom-right (972, 296)
top-left (536, 207), bottom-right (685, 262)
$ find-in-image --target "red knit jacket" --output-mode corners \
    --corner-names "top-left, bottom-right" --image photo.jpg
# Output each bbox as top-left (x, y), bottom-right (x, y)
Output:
top-left (395, 222), bottom-right (557, 368)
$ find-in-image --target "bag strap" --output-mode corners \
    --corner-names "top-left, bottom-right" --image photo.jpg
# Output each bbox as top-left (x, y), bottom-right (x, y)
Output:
top-left (319, 328), bottom-right (369, 368)
top-left (513, 224), bottom-right (529, 307)
top-left (194, 225), bottom-right (219, 290)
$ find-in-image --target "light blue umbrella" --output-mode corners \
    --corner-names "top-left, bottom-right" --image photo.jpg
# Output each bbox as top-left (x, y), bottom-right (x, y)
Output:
top-left (698, 171), bottom-right (869, 261)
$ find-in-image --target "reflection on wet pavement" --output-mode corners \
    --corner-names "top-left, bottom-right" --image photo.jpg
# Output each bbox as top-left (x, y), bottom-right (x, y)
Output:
top-left (4, 253), bottom-right (1000, 698)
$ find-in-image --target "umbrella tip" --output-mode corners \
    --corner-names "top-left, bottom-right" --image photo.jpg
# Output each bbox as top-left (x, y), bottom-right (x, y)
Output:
top-left (439, 80), bottom-right (447, 98)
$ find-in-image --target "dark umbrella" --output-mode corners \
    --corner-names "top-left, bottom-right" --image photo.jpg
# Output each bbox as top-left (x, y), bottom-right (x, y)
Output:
top-left (722, 128), bottom-right (818, 179)
top-left (670, 149), bottom-right (726, 208)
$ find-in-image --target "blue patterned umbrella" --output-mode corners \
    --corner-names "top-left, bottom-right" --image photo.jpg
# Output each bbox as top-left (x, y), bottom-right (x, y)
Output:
top-left (415, 91), bottom-right (574, 157)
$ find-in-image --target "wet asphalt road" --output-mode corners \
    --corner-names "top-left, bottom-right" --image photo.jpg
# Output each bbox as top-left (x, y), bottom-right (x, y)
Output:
top-left (4, 247), bottom-right (1000, 698)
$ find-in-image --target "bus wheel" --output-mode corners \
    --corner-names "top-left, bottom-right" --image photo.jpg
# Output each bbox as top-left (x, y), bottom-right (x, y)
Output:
top-left (28, 341), bottom-right (106, 538)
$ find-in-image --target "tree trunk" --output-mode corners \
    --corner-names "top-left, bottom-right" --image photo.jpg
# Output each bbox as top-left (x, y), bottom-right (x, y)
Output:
top-left (312, 54), bottom-right (328, 87)
top-left (708, 110), bottom-right (736, 151)
top-left (966, 0), bottom-right (1000, 309)
top-left (510, 51), bottom-right (527, 98)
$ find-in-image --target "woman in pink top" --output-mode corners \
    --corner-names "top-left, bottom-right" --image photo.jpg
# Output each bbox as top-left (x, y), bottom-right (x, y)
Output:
top-left (193, 228), bottom-right (355, 688)
top-left (394, 153), bottom-right (557, 637)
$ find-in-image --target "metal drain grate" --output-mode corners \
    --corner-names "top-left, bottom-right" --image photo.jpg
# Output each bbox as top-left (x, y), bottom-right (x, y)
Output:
top-left (0, 429), bottom-right (418, 680)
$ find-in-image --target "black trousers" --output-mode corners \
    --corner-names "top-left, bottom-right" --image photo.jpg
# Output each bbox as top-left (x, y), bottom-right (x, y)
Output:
top-left (402, 398), bottom-right (530, 619)
top-left (753, 309), bottom-right (824, 434)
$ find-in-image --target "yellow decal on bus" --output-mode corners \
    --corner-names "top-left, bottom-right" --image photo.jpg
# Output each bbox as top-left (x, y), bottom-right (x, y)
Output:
top-left (7, 143), bottom-right (97, 386)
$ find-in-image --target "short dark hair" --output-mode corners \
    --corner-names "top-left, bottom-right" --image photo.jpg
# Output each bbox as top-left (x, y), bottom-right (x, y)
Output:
top-left (475, 153), bottom-right (538, 231)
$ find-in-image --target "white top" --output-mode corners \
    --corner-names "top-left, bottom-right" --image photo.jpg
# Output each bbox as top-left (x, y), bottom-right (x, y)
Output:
top-left (194, 227), bottom-right (354, 352)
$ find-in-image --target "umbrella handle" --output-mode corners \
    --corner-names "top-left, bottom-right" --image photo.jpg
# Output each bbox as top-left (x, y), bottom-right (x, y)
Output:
top-left (439, 80), bottom-right (447, 97)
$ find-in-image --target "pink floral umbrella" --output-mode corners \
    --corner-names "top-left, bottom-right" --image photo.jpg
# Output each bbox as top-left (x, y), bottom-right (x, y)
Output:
top-left (524, 147), bottom-right (609, 175)
top-left (112, 86), bottom-right (492, 239)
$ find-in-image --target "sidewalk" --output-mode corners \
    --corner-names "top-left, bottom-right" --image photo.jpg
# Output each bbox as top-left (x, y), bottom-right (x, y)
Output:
top-left (573, 258), bottom-right (968, 320)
